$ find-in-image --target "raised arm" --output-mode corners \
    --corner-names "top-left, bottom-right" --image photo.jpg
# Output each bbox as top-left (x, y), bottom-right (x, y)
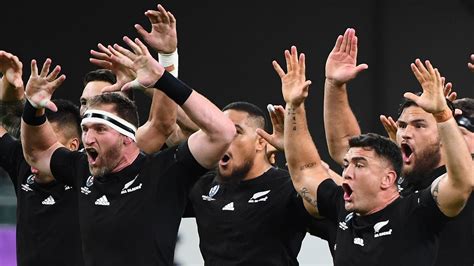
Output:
top-left (108, 36), bottom-right (235, 168)
top-left (274, 46), bottom-right (330, 217)
top-left (324, 28), bottom-right (367, 165)
top-left (407, 59), bottom-right (473, 217)
top-left (20, 59), bottom-right (66, 176)
top-left (0, 51), bottom-right (24, 138)
top-left (135, 4), bottom-right (201, 146)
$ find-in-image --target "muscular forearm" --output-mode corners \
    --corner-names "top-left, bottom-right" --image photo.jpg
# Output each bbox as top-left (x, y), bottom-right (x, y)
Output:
top-left (284, 103), bottom-right (330, 216)
top-left (0, 78), bottom-right (24, 102)
top-left (136, 90), bottom-right (177, 154)
top-left (438, 117), bottom-right (473, 189)
top-left (182, 91), bottom-right (234, 142)
top-left (20, 106), bottom-right (62, 175)
top-left (323, 79), bottom-right (361, 165)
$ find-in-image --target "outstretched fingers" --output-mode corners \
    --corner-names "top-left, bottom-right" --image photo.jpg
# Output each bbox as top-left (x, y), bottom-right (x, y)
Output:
top-left (30, 59), bottom-right (38, 77)
top-left (123, 36), bottom-right (142, 55)
top-left (272, 60), bottom-right (285, 78)
top-left (39, 58), bottom-right (52, 77)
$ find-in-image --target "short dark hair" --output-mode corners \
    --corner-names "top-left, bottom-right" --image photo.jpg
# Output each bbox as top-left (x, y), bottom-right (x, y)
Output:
top-left (83, 69), bottom-right (134, 100)
top-left (454, 98), bottom-right (474, 132)
top-left (46, 99), bottom-right (82, 140)
top-left (86, 93), bottom-right (139, 128)
top-left (222, 101), bottom-right (267, 130)
top-left (349, 133), bottom-right (403, 179)
top-left (397, 92), bottom-right (421, 118)
top-left (454, 98), bottom-right (474, 118)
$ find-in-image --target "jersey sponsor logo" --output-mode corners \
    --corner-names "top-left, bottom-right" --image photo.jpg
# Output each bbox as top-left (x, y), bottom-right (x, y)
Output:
top-left (339, 212), bottom-right (353, 230)
top-left (86, 176), bottom-right (94, 187)
top-left (374, 220), bottom-right (392, 238)
top-left (42, 195), bottom-right (56, 205)
top-left (120, 174), bottom-right (142, 195)
top-left (64, 185), bottom-right (72, 191)
top-left (222, 202), bottom-right (234, 211)
top-left (202, 184), bottom-right (220, 201)
top-left (353, 237), bottom-right (364, 246)
top-left (95, 195), bottom-right (110, 206)
top-left (248, 190), bottom-right (271, 203)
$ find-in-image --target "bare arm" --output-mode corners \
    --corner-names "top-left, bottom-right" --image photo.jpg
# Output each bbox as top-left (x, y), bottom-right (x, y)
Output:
top-left (136, 89), bottom-right (177, 154)
top-left (107, 36), bottom-right (235, 169)
top-left (0, 51), bottom-right (24, 138)
top-left (324, 28), bottom-right (367, 165)
top-left (274, 46), bottom-right (329, 217)
top-left (20, 59), bottom-right (66, 176)
top-left (408, 59), bottom-right (472, 217)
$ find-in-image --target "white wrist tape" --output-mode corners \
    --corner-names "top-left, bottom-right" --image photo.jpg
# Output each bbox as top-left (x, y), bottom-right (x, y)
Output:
top-left (158, 49), bottom-right (179, 77)
top-left (25, 94), bottom-right (50, 109)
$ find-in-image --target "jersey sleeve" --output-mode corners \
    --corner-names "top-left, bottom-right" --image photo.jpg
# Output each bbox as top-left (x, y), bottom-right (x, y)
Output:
top-left (167, 140), bottom-right (209, 187)
top-left (317, 178), bottom-right (344, 223)
top-left (408, 187), bottom-right (451, 233)
top-left (50, 147), bottom-right (85, 188)
top-left (0, 133), bottom-right (24, 187)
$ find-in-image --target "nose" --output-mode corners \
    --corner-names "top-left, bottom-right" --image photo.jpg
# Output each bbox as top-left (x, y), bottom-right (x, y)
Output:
top-left (343, 164), bottom-right (354, 180)
top-left (400, 125), bottom-right (413, 140)
top-left (83, 130), bottom-right (96, 146)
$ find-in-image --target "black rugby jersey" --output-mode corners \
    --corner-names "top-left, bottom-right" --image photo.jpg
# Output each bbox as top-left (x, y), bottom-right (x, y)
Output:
top-left (186, 167), bottom-right (315, 266)
top-left (399, 166), bottom-right (474, 266)
top-left (0, 134), bottom-right (83, 266)
top-left (318, 178), bottom-right (450, 266)
top-left (50, 141), bottom-right (207, 266)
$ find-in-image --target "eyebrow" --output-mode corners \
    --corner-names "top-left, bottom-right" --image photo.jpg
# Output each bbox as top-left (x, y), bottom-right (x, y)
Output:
top-left (235, 124), bottom-right (244, 131)
top-left (397, 118), bottom-right (426, 124)
top-left (343, 156), bottom-right (368, 164)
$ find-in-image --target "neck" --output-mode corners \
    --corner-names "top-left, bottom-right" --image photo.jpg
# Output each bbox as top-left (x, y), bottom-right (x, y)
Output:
top-left (362, 190), bottom-right (399, 216)
top-left (112, 146), bottom-right (140, 173)
top-left (242, 158), bottom-right (273, 181)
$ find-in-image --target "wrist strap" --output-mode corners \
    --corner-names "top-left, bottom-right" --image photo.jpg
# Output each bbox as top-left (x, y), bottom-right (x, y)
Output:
top-left (158, 49), bottom-right (178, 77)
top-left (22, 99), bottom-right (46, 126)
top-left (153, 71), bottom-right (192, 105)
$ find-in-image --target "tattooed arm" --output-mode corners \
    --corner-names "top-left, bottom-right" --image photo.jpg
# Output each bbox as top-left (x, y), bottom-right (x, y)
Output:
top-left (273, 46), bottom-right (331, 217)
top-left (408, 59), bottom-right (472, 217)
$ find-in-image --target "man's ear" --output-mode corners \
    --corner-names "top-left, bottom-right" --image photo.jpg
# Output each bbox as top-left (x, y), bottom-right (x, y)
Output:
top-left (123, 135), bottom-right (134, 145)
top-left (381, 169), bottom-right (397, 190)
top-left (67, 137), bottom-right (80, 151)
top-left (256, 134), bottom-right (267, 152)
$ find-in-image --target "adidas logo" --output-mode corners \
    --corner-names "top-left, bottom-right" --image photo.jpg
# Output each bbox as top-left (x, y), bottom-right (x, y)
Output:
top-left (42, 196), bottom-right (56, 205)
top-left (95, 195), bottom-right (110, 206)
top-left (222, 202), bottom-right (234, 211)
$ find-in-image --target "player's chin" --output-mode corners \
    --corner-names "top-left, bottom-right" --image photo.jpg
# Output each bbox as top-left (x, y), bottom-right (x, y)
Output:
top-left (344, 202), bottom-right (355, 212)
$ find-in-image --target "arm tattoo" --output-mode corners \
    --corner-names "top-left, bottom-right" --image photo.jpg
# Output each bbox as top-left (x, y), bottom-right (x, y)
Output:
top-left (431, 177), bottom-right (443, 206)
top-left (300, 162), bottom-right (317, 171)
top-left (287, 108), bottom-right (297, 131)
top-left (299, 187), bottom-right (317, 207)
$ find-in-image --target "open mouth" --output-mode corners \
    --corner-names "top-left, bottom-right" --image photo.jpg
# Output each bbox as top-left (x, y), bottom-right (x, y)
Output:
top-left (85, 148), bottom-right (99, 164)
top-left (342, 183), bottom-right (353, 201)
top-left (400, 143), bottom-right (413, 163)
top-left (220, 153), bottom-right (231, 166)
